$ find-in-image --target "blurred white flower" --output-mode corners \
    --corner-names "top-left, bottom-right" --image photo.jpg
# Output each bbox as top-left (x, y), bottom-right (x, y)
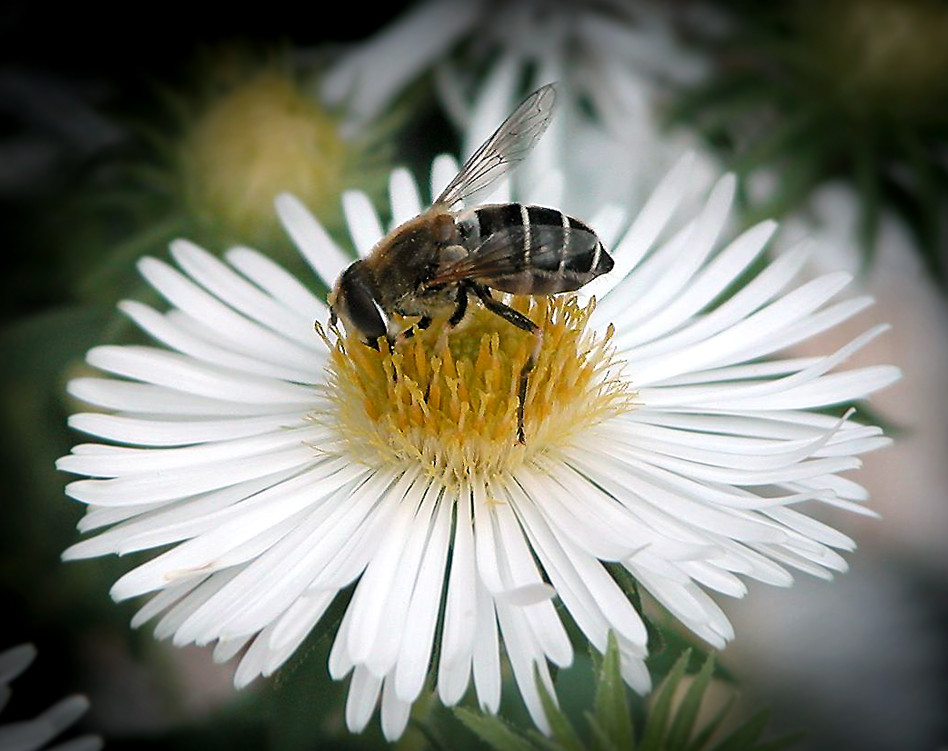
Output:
top-left (322, 0), bottom-right (719, 217)
top-left (0, 644), bottom-right (101, 751)
top-left (59, 153), bottom-right (897, 740)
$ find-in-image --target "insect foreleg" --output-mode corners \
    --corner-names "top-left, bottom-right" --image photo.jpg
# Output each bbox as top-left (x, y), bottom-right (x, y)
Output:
top-left (394, 315), bottom-right (433, 345)
top-left (448, 284), bottom-right (470, 327)
top-left (472, 285), bottom-right (541, 445)
top-left (433, 283), bottom-right (471, 355)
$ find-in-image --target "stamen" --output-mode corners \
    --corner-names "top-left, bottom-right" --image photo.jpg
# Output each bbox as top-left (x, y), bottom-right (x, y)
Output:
top-left (320, 295), bottom-right (636, 485)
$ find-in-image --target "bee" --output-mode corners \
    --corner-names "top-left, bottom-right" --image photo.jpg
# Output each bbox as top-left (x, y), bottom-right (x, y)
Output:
top-left (328, 83), bottom-right (614, 444)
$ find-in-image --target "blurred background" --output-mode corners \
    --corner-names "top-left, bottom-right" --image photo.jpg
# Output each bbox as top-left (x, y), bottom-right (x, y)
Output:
top-left (1, 1), bottom-right (946, 749)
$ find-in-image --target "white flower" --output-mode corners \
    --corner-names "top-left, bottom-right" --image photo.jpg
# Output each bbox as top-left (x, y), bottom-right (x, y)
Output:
top-left (58, 154), bottom-right (898, 740)
top-left (321, 0), bottom-right (719, 217)
top-left (0, 644), bottom-right (102, 751)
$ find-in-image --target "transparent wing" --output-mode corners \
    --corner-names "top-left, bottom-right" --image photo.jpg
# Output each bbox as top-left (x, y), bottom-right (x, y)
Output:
top-left (433, 83), bottom-right (558, 209)
top-left (423, 223), bottom-right (603, 292)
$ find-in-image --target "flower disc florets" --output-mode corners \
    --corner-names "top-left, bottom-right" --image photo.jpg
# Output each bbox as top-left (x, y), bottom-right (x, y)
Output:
top-left (322, 295), bottom-right (635, 485)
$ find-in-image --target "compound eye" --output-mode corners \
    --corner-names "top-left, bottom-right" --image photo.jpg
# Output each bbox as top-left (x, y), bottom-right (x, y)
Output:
top-left (339, 268), bottom-right (388, 341)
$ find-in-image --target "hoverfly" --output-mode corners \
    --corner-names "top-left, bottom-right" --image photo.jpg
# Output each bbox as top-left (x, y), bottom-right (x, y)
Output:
top-left (328, 83), bottom-right (614, 444)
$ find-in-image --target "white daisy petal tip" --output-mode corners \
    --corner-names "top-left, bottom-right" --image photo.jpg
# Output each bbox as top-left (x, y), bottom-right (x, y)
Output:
top-left (494, 582), bottom-right (557, 607)
top-left (168, 237), bottom-right (199, 260)
top-left (273, 190), bottom-right (299, 210)
top-left (134, 254), bottom-right (162, 277)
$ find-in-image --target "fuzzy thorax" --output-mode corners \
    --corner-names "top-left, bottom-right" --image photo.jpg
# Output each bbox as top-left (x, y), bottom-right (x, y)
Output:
top-left (319, 295), bottom-right (635, 485)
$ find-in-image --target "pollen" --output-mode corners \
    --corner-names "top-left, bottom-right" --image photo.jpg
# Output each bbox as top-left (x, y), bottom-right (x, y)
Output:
top-left (320, 295), bottom-right (636, 485)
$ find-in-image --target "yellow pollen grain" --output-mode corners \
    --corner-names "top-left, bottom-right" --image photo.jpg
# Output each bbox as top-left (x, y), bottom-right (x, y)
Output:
top-left (320, 295), bottom-right (636, 486)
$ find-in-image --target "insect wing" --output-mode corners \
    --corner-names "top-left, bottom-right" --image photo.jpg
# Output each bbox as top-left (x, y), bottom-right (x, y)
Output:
top-left (425, 223), bottom-right (606, 294)
top-left (433, 83), bottom-right (557, 209)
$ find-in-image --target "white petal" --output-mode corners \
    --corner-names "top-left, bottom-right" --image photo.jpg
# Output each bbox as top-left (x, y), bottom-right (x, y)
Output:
top-left (320, 0), bottom-right (481, 131)
top-left (342, 190), bottom-right (385, 257)
top-left (489, 489), bottom-right (572, 668)
top-left (584, 150), bottom-right (696, 303)
top-left (67, 377), bottom-right (283, 417)
top-left (85, 345), bottom-right (314, 406)
top-left (64, 445), bottom-right (319, 507)
top-left (169, 240), bottom-right (318, 349)
top-left (178, 466), bottom-right (390, 642)
top-left (393, 489), bottom-right (453, 701)
top-left (345, 470), bottom-right (426, 665)
top-left (612, 220), bottom-right (776, 349)
top-left (364, 482), bottom-right (441, 677)
top-left (615, 239), bottom-right (812, 360)
top-left (268, 588), bottom-right (336, 656)
top-left (388, 167), bottom-right (424, 226)
top-left (438, 483), bottom-right (476, 705)
top-left (628, 272), bottom-right (854, 385)
top-left (106, 460), bottom-right (364, 598)
top-left (0, 644), bottom-right (36, 684)
top-left (430, 155), bottom-right (460, 201)
top-left (118, 302), bottom-right (320, 384)
top-left (345, 666), bottom-right (381, 733)
top-left (380, 678), bottom-right (412, 742)
top-left (471, 578), bottom-right (501, 713)
top-left (67, 411), bottom-right (307, 447)
top-left (494, 600), bottom-right (553, 735)
top-left (602, 174), bottom-right (736, 329)
top-left (59, 425), bottom-right (326, 477)
top-left (275, 192), bottom-right (351, 287)
top-left (65, 470), bottom-right (302, 559)
top-left (225, 246), bottom-right (327, 320)
top-left (511, 483), bottom-right (647, 648)
top-left (137, 255), bottom-right (319, 370)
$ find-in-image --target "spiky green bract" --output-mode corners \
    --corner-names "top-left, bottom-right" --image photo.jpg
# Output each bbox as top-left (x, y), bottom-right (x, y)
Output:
top-left (589, 633), bottom-right (635, 751)
top-left (671, 0), bottom-right (948, 290)
top-left (450, 634), bottom-right (797, 751)
top-left (453, 708), bottom-right (536, 751)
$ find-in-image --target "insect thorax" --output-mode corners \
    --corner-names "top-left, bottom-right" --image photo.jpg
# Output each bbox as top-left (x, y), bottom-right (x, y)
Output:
top-left (365, 212), bottom-right (461, 311)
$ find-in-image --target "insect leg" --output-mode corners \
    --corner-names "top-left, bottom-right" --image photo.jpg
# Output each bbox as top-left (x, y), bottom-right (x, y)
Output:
top-left (471, 285), bottom-right (541, 445)
top-left (394, 315), bottom-right (433, 345)
top-left (432, 283), bottom-right (472, 355)
top-left (449, 284), bottom-right (470, 327)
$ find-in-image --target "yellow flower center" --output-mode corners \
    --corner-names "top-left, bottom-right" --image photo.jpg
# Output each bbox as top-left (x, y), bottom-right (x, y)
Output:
top-left (319, 295), bottom-right (636, 485)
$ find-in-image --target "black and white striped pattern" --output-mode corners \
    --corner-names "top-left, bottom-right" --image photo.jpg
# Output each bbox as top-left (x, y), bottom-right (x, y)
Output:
top-left (455, 203), bottom-right (613, 294)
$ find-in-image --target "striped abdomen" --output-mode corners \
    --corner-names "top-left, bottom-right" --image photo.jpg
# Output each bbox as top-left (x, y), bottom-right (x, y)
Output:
top-left (454, 203), bottom-right (614, 295)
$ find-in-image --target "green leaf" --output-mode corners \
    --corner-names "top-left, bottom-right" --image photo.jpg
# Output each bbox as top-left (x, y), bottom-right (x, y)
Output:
top-left (593, 633), bottom-right (635, 751)
top-left (410, 715), bottom-right (452, 751)
top-left (684, 695), bottom-right (736, 751)
top-left (584, 714), bottom-right (624, 751)
top-left (535, 665), bottom-right (585, 751)
top-left (709, 708), bottom-right (770, 751)
top-left (453, 707), bottom-right (537, 751)
top-left (639, 649), bottom-right (691, 751)
top-left (666, 654), bottom-right (716, 751)
top-left (525, 730), bottom-right (571, 751)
